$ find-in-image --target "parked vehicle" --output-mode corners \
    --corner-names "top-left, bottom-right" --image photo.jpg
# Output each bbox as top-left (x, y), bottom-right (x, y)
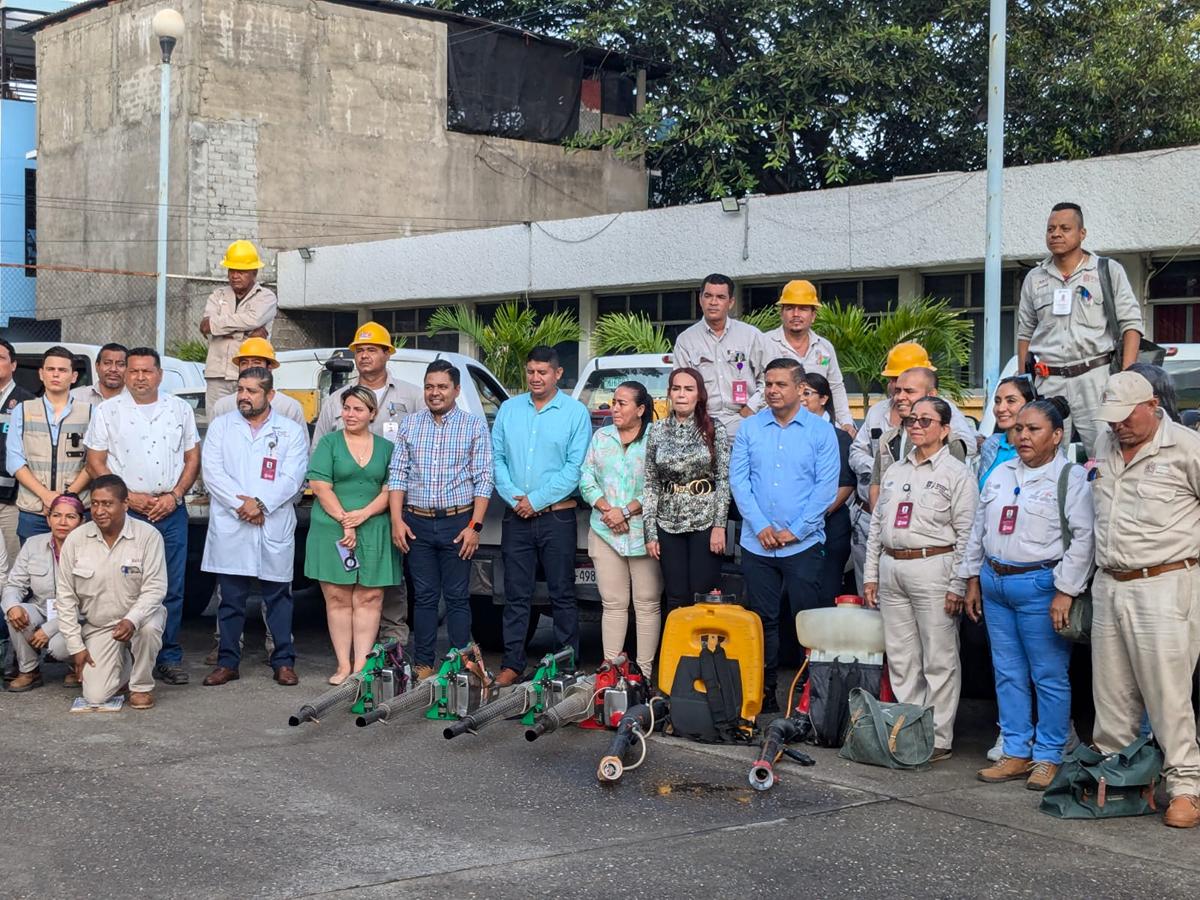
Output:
top-left (11, 341), bottom-right (203, 399)
top-left (573, 353), bottom-right (674, 427)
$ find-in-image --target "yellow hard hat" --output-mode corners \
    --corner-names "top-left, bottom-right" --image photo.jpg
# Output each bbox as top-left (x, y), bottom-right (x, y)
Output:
top-left (777, 280), bottom-right (820, 307)
top-left (220, 240), bottom-right (265, 270)
top-left (881, 342), bottom-right (936, 378)
top-left (348, 322), bottom-right (395, 354)
top-left (232, 337), bottom-right (279, 368)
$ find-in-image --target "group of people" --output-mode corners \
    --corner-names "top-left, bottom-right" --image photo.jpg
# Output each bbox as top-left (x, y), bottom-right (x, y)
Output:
top-left (2, 203), bottom-right (1199, 832)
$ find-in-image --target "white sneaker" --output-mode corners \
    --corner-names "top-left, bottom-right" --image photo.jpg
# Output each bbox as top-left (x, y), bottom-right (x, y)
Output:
top-left (987, 731), bottom-right (1004, 762)
top-left (1063, 721), bottom-right (1080, 754)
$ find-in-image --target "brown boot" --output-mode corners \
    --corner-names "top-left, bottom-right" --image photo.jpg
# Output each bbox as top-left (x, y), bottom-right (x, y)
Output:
top-left (63, 671), bottom-right (80, 689)
top-left (493, 667), bottom-right (522, 687)
top-left (7, 670), bottom-right (43, 692)
top-left (413, 665), bottom-right (436, 681)
top-left (128, 691), bottom-right (155, 710)
top-left (1025, 762), bottom-right (1059, 791)
top-left (1164, 795), bottom-right (1200, 829)
top-left (977, 756), bottom-right (1033, 783)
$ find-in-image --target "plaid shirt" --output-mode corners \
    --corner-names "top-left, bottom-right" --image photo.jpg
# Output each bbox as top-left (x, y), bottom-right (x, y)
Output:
top-left (387, 406), bottom-right (494, 509)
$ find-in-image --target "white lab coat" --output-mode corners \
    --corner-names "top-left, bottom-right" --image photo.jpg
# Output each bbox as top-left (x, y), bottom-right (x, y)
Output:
top-left (201, 409), bottom-right (309, 583)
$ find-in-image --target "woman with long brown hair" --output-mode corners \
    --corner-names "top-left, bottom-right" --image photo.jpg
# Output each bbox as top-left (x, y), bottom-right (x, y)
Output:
top-left (643, 367), bottom-right (731, 609)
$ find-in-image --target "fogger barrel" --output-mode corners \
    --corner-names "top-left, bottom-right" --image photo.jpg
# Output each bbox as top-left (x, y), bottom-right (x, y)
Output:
top-left (288, 674), bottom-right (363, 726)
top-left (525, 677), bottom-right (596, 741)
top-left (443, 686), bottom-right (528, 739)
top-left (749, 716), bottom-right (804, 791)
top-left (355, 679), bottom-right (436, 727)
top-left (597, 697), bottom-right (666, 782)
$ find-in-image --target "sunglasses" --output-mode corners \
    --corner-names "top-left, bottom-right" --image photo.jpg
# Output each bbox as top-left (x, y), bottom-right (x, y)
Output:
top-left (901, 416), bottom-right (943, 430)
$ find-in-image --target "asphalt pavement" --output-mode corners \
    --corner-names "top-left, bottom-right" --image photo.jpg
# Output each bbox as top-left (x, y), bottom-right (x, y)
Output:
top-left (2, 597), bottom-right (1198, 899)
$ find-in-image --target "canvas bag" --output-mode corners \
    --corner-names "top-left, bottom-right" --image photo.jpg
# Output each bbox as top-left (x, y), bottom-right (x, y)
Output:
top-left (1098, 257), bottom-right (1164, 371)
top-left (1040, 736), bottom-right (1163, 819)
top-left (838, 688), bottom-right (934, 769)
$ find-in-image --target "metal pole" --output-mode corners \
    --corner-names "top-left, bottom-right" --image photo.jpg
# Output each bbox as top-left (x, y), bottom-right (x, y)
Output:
top-left (154, 57), bottom-right (172, 356)
top-left (982, 0), bottom-right (1007, 402)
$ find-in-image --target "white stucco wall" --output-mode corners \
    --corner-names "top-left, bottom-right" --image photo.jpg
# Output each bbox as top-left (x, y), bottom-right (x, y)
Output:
top-left (278, 144), bottom-right (1200, 308)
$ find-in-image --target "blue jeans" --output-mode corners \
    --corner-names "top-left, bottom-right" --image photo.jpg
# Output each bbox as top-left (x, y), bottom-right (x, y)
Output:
top-left (982, 560), bottom-right (1072, 763)
top-left (17, 510), bottom-right (51, 545)
top-left (500, 507), bottom-right (578, 673)
top-left (743, 542), bottom-right (826, 693)
top-left (131, 504), bottom-right (188, 666)
top-left (216, 574), bottom-right (294, 670)
top-left (407, 511), bottom-right (473, 666)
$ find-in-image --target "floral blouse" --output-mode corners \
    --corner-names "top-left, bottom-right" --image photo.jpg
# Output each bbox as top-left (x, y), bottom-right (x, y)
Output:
top-left (579, 425), bottom-right (650, 556)
top-left (642, 415), bottom-right (731, 541)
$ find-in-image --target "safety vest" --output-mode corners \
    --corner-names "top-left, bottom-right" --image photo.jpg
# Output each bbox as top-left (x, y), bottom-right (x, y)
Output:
top-left (15, 398), bottom-right (91, 513)
top-left (0, 384), bottom-right (35, 504)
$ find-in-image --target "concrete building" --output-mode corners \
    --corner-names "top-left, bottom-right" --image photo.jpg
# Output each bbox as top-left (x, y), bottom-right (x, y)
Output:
top-left (0, 0), bottom-right (73, 332)
top-left (26, 0), bottom-right (654, 346)
top-left (277, 144), bottom-right (1200, 387)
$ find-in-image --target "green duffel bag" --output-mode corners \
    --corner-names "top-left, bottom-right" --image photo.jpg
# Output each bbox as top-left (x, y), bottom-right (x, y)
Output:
top-left (838, 687), bottom-right (934, 769)
top-left (1040, 737), bottom-right (1163, 819)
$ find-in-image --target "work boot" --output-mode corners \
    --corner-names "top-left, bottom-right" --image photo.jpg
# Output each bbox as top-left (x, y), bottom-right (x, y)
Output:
top-left (63, 671), bottom-right (80, 688)
top-left (202, 667), bottom-right (240, 686)
top-left (760, 692), bottom-right (781, 715)
top-left (493, 667), bottom-right (522, 687)
top-left (7, 670), bottom-right (43, 692)
top-left (929, 747), bottom-right (954, 764)
top-left (1164, 795), bottom-right (1200, 829)
top-left (128, 691), bottom-right (155, 710)
top-left (153, 664), bottom-right (190, 685)
top-left (1025, 762), bottom-right (1059, 791)
top-left (413, 665), bottom-right (436, 681)
top-left (987, 731), bottom-right (1004, 762)
top-left (977, 756), bottom-right (1033, 783)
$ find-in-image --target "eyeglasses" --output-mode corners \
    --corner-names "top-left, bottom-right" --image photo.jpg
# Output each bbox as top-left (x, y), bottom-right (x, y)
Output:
top-left (901, 416), bottom-right (941, 429)
top-left (799, 389), bottom-right (821, 399)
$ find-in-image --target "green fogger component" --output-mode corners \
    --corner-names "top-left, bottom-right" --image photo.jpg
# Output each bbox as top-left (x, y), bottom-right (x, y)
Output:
top-left (525, 675), bottom-right (597, 741)
top-left (289, 638), bottom-right (400, 724)
top-left (443, 647), bottom-right (576, 740)
top-left (350, 637), bottom-right (401, 716)
top-left (354, 644), bottom-right (487, 727)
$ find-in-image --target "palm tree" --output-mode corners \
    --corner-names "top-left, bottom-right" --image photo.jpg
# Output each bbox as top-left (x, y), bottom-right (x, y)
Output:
top-left (428, 300), bottom-right (581, 392)
top-left (740, 305), bottom-right (780, 332)
top-left (592, 312), bottom-right (672, 355)
top-left (813, 297), bottom-right (972, 409)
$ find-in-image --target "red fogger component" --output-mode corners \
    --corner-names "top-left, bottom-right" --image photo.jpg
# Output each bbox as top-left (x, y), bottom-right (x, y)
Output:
top-left (578, 654), bottom-right (648, 730)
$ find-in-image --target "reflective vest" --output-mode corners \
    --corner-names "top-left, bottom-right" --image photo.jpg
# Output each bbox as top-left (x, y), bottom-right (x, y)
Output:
top-left (0, 384), bottom-right (35, 504)
top-left (15, 398), bottom-right (91, 513)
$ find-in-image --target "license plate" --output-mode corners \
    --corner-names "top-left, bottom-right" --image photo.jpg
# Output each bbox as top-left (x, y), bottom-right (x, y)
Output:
top-left (574, 566), bottom-right (597, 585)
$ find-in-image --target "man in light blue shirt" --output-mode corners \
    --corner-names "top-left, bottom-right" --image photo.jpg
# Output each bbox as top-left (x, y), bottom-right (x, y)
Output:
top-left (731, 357), bottom-right (839, 713)
top-left (491, 345), bottom-right (591, 685)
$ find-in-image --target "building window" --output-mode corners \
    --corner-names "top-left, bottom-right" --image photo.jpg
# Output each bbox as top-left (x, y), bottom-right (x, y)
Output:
top-left (923, 270), bottom-right (1022, 387)
top-left (476, 297), bottom-right (581, 386)
top-left (1148, 258), bottom-right (1200, 343)
top-left (24, 168), bottom-right (36, 276)
top-left (743, 283), bottom-right (786, 314)
top-left (597, 290), bottom-right (695, 345)
top-left (372, 306), bottom-right (459, 353)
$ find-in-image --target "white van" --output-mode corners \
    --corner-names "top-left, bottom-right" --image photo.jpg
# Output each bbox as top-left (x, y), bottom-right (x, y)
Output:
top-left (11, 342), bottom-right (203, 399)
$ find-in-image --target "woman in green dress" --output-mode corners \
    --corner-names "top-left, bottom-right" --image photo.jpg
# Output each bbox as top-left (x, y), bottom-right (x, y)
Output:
top-left (305, 385), bottom-right (402, 684)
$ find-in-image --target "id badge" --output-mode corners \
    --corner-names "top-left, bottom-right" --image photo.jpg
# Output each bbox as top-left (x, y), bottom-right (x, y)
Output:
top-left (46, 598), bottom-right (57, 622)
top-left (1052, 288), bottom-right (1072, 316)
top-left (261, 457), bottom-right (277, 481)
top-left (732, 380), bottom-right (749, 405)
top-left (998, 505), bottom-right (1018, 534)
top-left (382, 420), bottom-right (399, 442)
top-left (894, 501), bottom-right (913, 529)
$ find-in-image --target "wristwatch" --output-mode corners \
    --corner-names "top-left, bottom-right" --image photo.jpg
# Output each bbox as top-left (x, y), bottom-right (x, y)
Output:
top-left (469, 520), bottom-right (483, 533)
top-left (172, 491), bottom-right (184, 506)
top-left (620, 505), bottom-right (632, 519)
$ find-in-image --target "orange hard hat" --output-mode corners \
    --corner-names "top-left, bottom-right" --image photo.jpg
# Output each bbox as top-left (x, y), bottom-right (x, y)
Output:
top-left (776, 280), bottom-right (820, 307)
top-left (348, 322), bottom-right (396, 354)
top-left (881, 342), bottom-right (936, 378)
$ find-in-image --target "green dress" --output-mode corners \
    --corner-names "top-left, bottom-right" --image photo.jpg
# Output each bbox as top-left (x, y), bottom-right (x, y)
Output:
top-left (304, 431), bottom-right (403, 587)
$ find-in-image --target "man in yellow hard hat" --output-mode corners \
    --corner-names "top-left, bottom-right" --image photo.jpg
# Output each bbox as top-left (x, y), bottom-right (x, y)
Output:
top-left (763, 280), bottom-right (854, 435)
top-left (311, 322), bottom-right (424, 647)
top-left (209, 337), bottom-right (307, 438)
top-left (200, 240), bottom-right (278, 417)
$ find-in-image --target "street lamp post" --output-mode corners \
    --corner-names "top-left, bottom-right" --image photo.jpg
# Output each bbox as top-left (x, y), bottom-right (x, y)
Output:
top-left (982, 0), bottom-right (1007, 403)
top-left (152, 9), bottom-right (184, 356)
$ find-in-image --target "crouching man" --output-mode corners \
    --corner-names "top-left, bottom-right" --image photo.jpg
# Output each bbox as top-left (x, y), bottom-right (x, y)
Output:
top-left (57, 474), bottom-right (167, 709)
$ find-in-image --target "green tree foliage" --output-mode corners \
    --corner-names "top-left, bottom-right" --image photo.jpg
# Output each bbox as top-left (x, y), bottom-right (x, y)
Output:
top-left (428, 300), bottom-right (581, 391)
top-left (424, 0), bottom-right (1200, 204)
top-left (167, 339), bottom-right (208, 363)
top-left (592, 312), bottom-right (673, 354)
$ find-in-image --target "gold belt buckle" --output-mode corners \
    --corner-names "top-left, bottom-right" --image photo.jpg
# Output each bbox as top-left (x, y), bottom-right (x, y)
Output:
top-left (687, 479), bottom-right (713, 495)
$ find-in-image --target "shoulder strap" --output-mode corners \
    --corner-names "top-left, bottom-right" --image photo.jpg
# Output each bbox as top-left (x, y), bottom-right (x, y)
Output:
top-left (1057, 463), bottom-right (1075, 554)
top-left (1097, 256), bottom-right (1120, 348)
top-left (698, 642), bottom-right (742, 741)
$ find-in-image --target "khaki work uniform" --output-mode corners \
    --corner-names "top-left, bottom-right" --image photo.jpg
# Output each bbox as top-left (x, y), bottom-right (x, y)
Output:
top-left (202, 282), bottom-right (279, 413)
top-left (56, 518), bottom-right (168, 704)
top-left (1090, 417), bottom-right (1200, 798)
top-left (311, 374), bottom-right (424, 644)
top-left (69, 385), bottom-right (125, 407)
top-left (2, 534), bottom-right (69, 672)
top-left (865, 445), bottom-right (978, 749)
top-left (1017, 253), bottom-right (1142, 458)
top-left (672, 318), bottom-right (769, 438)
top-left (763, 327), bottom-right (853, 426)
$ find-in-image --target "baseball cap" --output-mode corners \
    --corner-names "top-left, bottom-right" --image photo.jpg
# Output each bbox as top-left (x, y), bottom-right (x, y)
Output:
top-left (1094, 371), bottom-right (1155, 422)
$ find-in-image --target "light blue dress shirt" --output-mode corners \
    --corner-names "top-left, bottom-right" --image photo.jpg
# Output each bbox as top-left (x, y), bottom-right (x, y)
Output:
top-left (5, 395), bottom-right (78, 474)
top-left (492, 389), bottom-right (592, 511)
top-left (730, 406), bottom-right (840, 557)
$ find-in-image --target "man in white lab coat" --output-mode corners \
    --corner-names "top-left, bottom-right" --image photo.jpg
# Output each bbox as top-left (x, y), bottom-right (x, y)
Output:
top-left (200, 367), bottom-right (308, 687)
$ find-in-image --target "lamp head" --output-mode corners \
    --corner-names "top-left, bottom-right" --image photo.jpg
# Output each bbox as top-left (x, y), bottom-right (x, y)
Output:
top-left (152, 9), bottom-right (184, 62)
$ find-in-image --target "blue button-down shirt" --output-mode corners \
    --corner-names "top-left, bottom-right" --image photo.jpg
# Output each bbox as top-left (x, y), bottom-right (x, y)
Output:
top-left (730, 406), bottom-right (839, 557)
top-left (492, 390), bottom-right (591, 510)
top-left (387, 406), bottom-right (494, 509)
top-left (5, 395), bottom-right (78, 474)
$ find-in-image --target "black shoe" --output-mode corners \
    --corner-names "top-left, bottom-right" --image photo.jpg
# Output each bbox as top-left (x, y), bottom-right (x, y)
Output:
top-left (153, 664), bottom-right (190, 685)
top-left (760, 693), bottom-right (781, 715)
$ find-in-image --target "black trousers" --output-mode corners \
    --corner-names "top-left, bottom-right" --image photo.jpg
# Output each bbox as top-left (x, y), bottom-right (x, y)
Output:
top-left (658, 529), bottom-right (723, 609)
